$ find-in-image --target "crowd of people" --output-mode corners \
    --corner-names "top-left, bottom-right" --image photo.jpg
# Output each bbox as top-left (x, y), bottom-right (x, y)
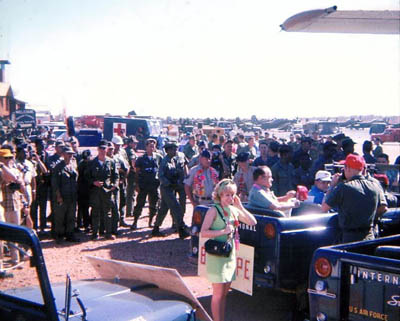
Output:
top-left (0, 125), bottom-right (399, 283)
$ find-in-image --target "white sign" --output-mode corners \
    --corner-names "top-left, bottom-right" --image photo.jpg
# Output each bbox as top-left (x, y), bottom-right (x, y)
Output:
top-left (198, 237), bottom-right (254, 296)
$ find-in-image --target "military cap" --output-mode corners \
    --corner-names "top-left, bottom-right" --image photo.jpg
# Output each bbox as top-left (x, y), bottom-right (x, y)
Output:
top-left (212, 144), bottom-right (222, 151)
top-left (98, 139), bottom-right (108, 148)
top-left (200, 150), bottom-right (211, 159)
top-left (332, 133), bottom-right (346, 142)
top-left (145, 138), bottom-right (157, 145)
top-left (62, 146), bottom-right (75, 154)
top-left (55, 140), bottom-right (65, 147)
top-left (127, 135), bottom-right (138, 143)
top-left (164, 140), bottom-right (178, 150)
top-left (323, 141), bottom-right (337, 151)
top-left (236, 152), bottom-right (249, 162)
top-left (342, 138), bottom-right (356, 149)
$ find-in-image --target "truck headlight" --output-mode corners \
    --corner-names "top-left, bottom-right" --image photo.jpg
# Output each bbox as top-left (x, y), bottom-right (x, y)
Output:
top-left (316, 312), bottom-right (327, 321)
top-left (264, 265), bottom-right (271, 274)
top-left (192, 246), bottom-right (198, 255)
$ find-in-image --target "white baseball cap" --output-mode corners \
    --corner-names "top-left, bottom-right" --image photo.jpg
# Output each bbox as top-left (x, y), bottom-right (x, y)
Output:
top-left (111, 136), bottom-right (124, 145)
top-left (315, 170), bottom-right (332, 182)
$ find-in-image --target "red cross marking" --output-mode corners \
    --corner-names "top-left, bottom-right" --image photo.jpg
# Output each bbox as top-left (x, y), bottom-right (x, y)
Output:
top-left (113, 123), bottom-right (126, 136)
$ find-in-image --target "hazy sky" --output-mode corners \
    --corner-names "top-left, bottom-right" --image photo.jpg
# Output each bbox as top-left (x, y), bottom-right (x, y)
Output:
top-left (1, 0), bottom-right (399, 119)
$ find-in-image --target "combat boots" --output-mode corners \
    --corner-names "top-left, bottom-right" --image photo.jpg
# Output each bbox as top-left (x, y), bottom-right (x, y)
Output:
top-left (130, 220), bottom-right (138, 230)
top-left (178, 225), bottom-right (190, 240)
top-left (151, 226), bottom-right (166, 237)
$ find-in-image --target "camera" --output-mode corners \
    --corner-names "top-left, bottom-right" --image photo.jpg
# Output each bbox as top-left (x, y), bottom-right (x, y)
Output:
top-left (324, 163), bottom-right (344, 174)
top-left (169, 169), bottom-right (179, 185)
top-left (8, 182), bottom-right (21, 191)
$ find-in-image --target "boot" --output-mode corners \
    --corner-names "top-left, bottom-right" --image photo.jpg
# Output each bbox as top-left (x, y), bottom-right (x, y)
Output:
top-left (130, 219), bottom-right (138, 230)
top-left (178, 225), bottom-right (190, 240)
top-left (151, 226), bottom-right (166, 237)
top-left (66, 235), bottom-right (79, 243)
top-left (120, 220), bottom-right (130, 228)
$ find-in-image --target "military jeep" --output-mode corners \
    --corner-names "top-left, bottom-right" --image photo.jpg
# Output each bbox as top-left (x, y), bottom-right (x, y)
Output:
top-left (0, 222), bottom-right (200, 321)
top-left (308, 234), bottom-right (400, 321)
top-left (189, 204), bottom-right (400, 319)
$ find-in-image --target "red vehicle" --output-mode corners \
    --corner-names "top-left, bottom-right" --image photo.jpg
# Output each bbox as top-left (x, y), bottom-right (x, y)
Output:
top-left (371, 128), bottom-right (400, 143)
top-left (77, 115), bottom-right (104, 129)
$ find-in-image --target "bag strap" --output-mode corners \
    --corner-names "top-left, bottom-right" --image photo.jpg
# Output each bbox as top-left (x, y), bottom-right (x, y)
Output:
top-left (214, 205), bottom-right (233, 241)
top-left (214, 205), bottom-right (227, 226)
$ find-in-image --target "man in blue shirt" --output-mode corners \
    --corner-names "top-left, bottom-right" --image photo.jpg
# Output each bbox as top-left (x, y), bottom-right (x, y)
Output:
top-left (308, 170), bottom-right (332, 205)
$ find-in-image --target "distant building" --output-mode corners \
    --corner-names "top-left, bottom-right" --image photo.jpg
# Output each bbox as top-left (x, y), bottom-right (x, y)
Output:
top-left (0, 60), bottom-right (26, 118)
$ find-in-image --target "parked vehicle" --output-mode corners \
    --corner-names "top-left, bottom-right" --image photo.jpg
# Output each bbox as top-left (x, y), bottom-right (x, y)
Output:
top-left (190, 204), bottom-right (400, 317)
top-left (75, 128), bottom-right (102, 147)
top-left (0, 222), bottom-right (200, 321)
top-left (369, 122), bottom-right (387, 134)
top-left (303, 121), bottom-right (339, 136)
top-left (308, 234), bottom-right (400, 321)
top-left (371, 128), bottom-right (400, 143)
top-left (103, 117), bottom-right (163, 150)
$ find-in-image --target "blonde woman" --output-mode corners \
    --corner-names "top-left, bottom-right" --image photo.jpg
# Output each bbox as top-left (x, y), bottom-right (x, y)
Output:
top-left (200, 179), bottom-right (257, 321)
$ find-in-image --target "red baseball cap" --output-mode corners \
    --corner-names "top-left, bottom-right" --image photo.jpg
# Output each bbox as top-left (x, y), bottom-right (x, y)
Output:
top-left (340, 154), bottom-right (365, 171)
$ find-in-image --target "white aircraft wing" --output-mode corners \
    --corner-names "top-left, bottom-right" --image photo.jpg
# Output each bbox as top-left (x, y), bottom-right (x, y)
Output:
top-left (280, 6), bottom-right (400, 34)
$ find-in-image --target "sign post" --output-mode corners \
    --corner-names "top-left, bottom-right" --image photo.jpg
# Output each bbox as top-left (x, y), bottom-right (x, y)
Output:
top-left (12, 109), bottom-right (36, 127)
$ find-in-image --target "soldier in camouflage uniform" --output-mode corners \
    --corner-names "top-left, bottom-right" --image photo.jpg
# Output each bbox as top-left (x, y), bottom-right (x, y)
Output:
top-left (52, 146), bottom-right (79, 243)
top-left (152, 141), bottom-right (190, 239)
top-left (131, 138), bottom-right (162, 230)
top-left (86, 140), bottom-right (119, 240)
top-left (125, 136), bottom-right (138, 218)
top-left (47, 140), bottom-right (65, 237)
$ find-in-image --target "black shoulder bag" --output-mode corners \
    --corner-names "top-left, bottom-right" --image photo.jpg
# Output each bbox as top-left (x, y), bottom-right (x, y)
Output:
top-left (204, 206), bottom-right (232, 257)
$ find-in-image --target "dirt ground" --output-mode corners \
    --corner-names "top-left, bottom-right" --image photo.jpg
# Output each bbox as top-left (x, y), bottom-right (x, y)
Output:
top-left (1, 203), bottom-right (213, 295)
top-left (2, 129), bottom-right (398, 320)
